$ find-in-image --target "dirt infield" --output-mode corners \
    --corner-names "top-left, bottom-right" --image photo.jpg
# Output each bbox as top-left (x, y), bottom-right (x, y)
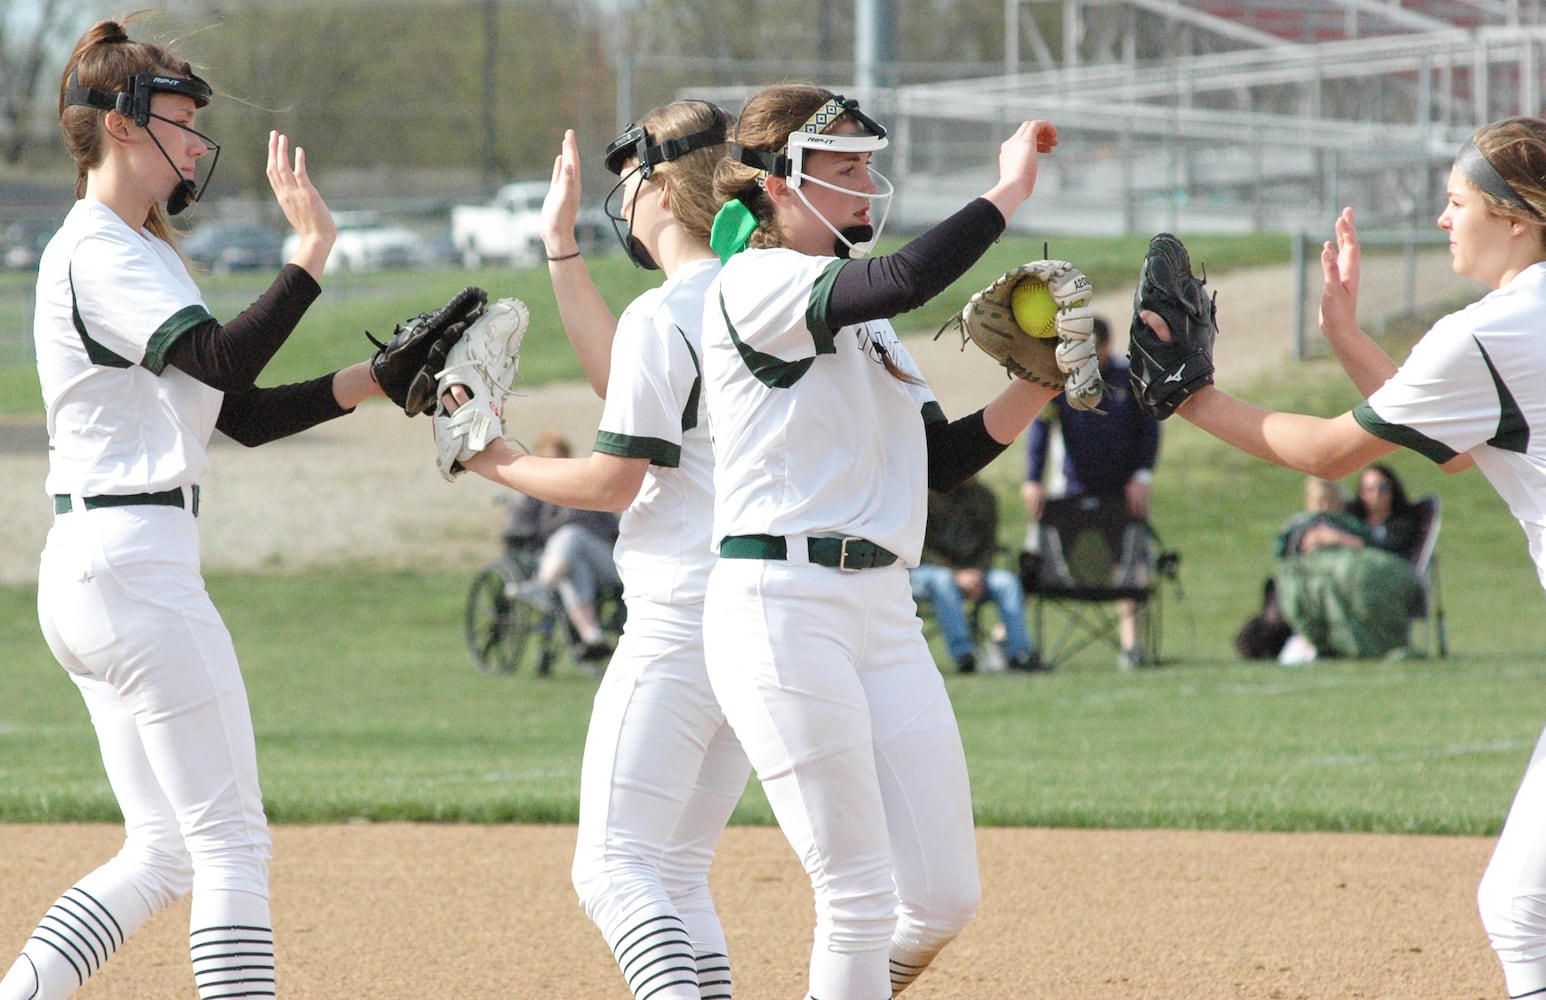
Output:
top-left (0, 823), bottom-right (1502, 998)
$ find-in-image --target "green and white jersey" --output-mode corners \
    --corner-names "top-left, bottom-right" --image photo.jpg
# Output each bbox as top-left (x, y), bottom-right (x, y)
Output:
top-left (34, 199), bottom-right (220, 498)
top-left (702, 247), bottom-right (940, 567)
top-left (594, 257), bottom-right (720, 605)
top-left (1355, 262), bottom-right (1546, 589)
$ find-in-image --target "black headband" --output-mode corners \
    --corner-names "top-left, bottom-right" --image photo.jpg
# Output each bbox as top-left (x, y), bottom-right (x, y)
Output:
top-left (1454, 139), bottom-right (1544, 221)
top-left (64, 69), bottom-right (212, 127)
top-left (603, 101), bottom-right (732, 177)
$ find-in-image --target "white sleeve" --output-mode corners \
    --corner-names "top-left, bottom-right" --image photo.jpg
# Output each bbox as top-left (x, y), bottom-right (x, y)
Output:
top-left (1359, 312), bottom-right (1501, 459)
top-left (70, 229), bottom-right (207, 372)
top-left (717, 249), bottom-right (846, 362)
top-left (595, 303), bottom-right (693, 465)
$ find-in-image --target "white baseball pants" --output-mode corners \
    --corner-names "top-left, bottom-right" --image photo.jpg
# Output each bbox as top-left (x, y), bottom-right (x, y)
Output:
top-left (572, 598), bottom-right (751, 999)
top-left (703, 558), bottom-right (980, 1000)
top-left (2, 506), bottom-right (275, 1000)
top-left (1480, 720), bottom-right (1546, 998)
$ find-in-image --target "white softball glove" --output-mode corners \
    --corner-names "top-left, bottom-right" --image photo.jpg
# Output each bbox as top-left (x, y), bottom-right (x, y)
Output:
top-left (432, 296), bottom-right (530, 481)
top-left (1025, 259), bottom-right (1104, 411)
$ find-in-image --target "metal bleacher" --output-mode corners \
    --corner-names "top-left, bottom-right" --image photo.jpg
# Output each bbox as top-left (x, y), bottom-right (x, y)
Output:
top-left (877, 0), bottom-right (1546, 236)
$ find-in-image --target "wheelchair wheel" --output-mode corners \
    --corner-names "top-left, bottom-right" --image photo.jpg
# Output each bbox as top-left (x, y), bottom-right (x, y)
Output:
top-left (464, 563), bottom-right (546, 675)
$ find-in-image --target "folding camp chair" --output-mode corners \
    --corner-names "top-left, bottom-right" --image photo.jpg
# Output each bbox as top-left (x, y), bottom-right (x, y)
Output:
top-left (1021, 493), bottom-right (1178, 670)
top-left (1406, 493), bottom-right (1446, 657)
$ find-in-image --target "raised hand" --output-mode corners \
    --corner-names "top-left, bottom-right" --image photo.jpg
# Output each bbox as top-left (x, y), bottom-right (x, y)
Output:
top-left (979, 121), bottom-right (1057, 225)
top-left (541, 129), bottom-right (583, 259)
top-left (1318, 206), bottom-right (1361, 340)
top-left (267, 130), bottom-right (335, 281)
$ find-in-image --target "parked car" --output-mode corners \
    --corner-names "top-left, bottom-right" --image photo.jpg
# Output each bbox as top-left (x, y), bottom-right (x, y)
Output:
top-left (283, 211), bottom-right (434, 274)
top-left (450, 182), bottom-right (610, 269)
top-left (181, 221), bottom-right (285, 275)
top-left (2, 218), bottom-right (57, 270)
top-left (450, 182), bottom-right (546, 269)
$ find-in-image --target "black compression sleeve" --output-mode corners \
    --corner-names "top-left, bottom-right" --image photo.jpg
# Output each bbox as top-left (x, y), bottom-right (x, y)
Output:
top-left (164, 264), bottom-right (322, 391)
top-left (926, 407), bottom-right (1010, 493)
top-left (215, 373), bottom-right (349, 447)
top-left (826, 198), bottom-right (1006, 329)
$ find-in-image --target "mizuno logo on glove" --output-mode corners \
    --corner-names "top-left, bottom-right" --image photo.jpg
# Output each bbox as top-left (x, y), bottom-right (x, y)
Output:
top-left (1163, 365), bottom-right (1186, 384)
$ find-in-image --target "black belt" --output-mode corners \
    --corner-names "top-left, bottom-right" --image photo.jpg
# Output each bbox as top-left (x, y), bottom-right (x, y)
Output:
top-left (55, 486), bottom-right (200, 517)
top-left (720, 533), bottom-right (898, 571)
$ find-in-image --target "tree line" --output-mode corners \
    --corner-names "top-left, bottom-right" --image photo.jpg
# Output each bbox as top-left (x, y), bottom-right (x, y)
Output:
top-left (2, 0), bottom-right (1060, 202)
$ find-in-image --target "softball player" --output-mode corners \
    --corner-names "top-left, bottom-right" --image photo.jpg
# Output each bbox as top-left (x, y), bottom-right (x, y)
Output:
top-left (1139, 117), bottom-right (1546, 998)
top-left (456, 103), bottom-right (751, 999)
top-left (698, 85), bottom-right (1062, 999)
top-left (1, 20), bottom-right (383, 1000)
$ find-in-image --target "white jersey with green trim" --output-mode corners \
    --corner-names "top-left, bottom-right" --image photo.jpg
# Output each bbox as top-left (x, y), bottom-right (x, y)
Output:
top-left (593, 256), bottom-right (720, 605)
top-left (34, 199), bottom-right (220, 498)
top-left (1355, 262), bottom-right (1546, 588)
top-left (702, 246), bottom-right (937, 566)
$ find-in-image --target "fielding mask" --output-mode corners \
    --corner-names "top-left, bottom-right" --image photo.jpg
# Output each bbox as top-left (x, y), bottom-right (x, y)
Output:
top-left (603, 102), bottom-right (731, 270)
top-left (65, 70), bottom-right (221, 215)
top-left (733, 94), bottom-right (893, 258)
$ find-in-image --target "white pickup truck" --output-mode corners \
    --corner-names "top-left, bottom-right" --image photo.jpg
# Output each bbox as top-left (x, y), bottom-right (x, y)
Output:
top-left (450, 181), bottom-right (548, 269)
top-left (450, 181), bottom-right (611, 270)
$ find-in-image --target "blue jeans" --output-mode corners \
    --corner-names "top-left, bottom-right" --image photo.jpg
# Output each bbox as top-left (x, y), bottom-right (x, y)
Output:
top-left (909, 564), bottom-right (1035, 662)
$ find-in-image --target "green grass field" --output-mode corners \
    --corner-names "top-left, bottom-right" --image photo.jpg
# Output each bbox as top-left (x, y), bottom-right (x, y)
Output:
top-left (3, 235), bottom-right (1543, 836)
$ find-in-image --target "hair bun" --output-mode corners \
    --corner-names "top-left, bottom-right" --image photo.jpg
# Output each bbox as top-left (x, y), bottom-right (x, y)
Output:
top-left (98, 20), bottom-right (131, 43)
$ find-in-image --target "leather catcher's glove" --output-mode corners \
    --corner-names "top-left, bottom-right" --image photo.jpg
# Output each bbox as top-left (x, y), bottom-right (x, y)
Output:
top-left (937, 259), bottom-right (1105, 411)
top-left (368, 286), bottom-right (488, 416)
top-left (1128, 233), bottom-right (1217, 420)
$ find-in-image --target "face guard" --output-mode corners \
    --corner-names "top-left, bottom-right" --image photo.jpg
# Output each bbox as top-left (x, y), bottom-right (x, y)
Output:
top-left (602, 101), bottom-right (731, 270)
top-left (733, 95), bottom-right (893, 258)
top-left (65, 70), bottom-right (221, 215)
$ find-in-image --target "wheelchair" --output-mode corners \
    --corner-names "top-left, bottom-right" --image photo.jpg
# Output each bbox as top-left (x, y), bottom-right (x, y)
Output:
top-left (463, 542), bottom-right (625, 677)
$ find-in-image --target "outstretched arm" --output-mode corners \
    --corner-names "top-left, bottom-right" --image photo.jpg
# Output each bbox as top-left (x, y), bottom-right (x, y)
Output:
top-left (542, 129), bottom-right (617, 396)
top-left (1174, 385), bottom-right (1395, 480)
top-left (1136, 302), bottom-right (1398, 478)
top-left (464, 439), bottom-right (648, 513)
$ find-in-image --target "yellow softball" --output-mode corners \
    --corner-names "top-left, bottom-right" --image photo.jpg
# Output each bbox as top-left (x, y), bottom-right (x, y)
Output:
top-left (1010, 277), bottom-right (1060, 339)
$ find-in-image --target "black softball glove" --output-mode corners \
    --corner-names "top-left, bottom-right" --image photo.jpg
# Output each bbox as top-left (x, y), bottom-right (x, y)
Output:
top-left (367, 286), bottom-right (488, 416)
top-left (1127, 233), bottom-right (1217, 420)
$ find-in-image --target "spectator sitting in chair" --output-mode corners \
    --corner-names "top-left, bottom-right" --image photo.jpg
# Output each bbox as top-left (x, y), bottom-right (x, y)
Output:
top-left (1022, 315), bottom-right (1160, 670)
top-left (1274, 476), bottom-right (1365, 557)
top-left (501, 431), bottom-right (621, 662)
top-left (1240, 474), bottom-right (1418, 664)
top-left (1347, 462), bottom-right (1424, 561)
top-left (911, 474), bottom-right (1042, 674)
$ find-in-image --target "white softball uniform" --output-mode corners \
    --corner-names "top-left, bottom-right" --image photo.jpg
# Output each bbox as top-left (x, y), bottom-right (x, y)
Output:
top-left (573, 257), bottom-right (751, 1000)
top-left (1355, 261), bottom-right (1546, 996)
top-left (701, 248), bottom-right (980, 1000)
top-left (2, 199), bottom-right (274, 1000)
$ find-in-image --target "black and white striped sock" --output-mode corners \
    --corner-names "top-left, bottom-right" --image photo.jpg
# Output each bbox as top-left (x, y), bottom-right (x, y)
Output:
top-left (611, 912), bottom-right (698, 999)
top-left (26, 886), bottom-right (126, 990)
top-left (889, 954), bottom-right (928, 995)
top-left (189, 923), bottom-right (275, 999)
top-left (695, 949), bottom-right (732, 999)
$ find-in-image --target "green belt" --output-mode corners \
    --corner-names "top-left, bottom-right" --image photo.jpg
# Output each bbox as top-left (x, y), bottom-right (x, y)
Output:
top-left (720, 533), bottom-right (898, 571)
top-left (55, 486), bottom-right (200, 517)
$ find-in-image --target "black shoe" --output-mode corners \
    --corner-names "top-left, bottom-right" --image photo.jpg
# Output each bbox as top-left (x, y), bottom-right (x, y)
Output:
top-left (578, 639), bottom-right (613, 663)
top-left (1008, 651), bottom-right (1046, 673)
top-left (955, 652), bottom-right (977, 674)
